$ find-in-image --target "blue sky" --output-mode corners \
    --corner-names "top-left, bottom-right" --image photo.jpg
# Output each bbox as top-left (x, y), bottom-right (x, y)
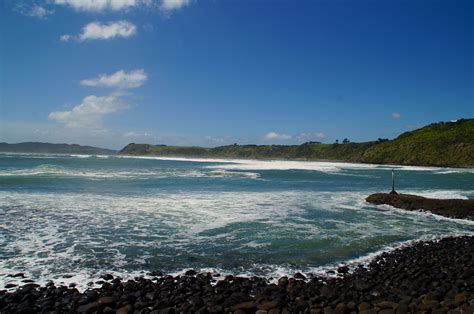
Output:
top-left (1, 0), bottom-right (473, 149)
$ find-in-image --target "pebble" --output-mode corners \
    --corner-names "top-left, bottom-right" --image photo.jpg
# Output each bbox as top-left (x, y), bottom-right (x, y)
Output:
top-left (0, 236), bottom-right (472, 313)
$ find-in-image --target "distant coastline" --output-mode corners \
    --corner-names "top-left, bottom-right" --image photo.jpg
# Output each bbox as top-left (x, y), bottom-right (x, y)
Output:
top-left (0, 142), bottom-right (117, 155)
top-left (119, 119), bottom-right (474, 168)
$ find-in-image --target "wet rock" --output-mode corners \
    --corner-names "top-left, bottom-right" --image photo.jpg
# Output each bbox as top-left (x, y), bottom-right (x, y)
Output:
top-left (116, 304), bottom-right (134, 314)
top-left (365, 193), bottom-right (474, 220)
top-left (294, 272), bottom-right (306, 280)
top-left (10, 273), bottom-right (26, 278)
top-left (77, 301), bottom-right (99, 313)
top-left (278, 276), bottom-right (288, 286)
top-left (184, 269), bottom-right (197, 276)
top-left (100, 274), bottom-right (114, 281)
top-left (337, 266), bottom-right (349, 274)
top-left (231, 301), bottom-right (257, 311)
top-left (148, 270), bottom-right (164, 277)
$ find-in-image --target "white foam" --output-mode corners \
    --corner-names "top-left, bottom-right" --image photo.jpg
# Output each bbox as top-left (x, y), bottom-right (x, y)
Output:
top-left (117, 156), bottom-right (474, 174)
top-left (0, 164), bottom-right (261, 180)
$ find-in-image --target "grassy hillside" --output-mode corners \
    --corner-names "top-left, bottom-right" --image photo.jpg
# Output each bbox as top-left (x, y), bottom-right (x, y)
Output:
top-left (120, 119), bottom-right (474, 167)
top-left (0, 142), bottom-right (117, 155)
top-left (360, 119), bottom-right (474, 166)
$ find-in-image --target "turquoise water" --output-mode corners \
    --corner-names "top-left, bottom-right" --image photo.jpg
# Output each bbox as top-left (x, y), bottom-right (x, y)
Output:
top-left (0, 153), bottom-right (473, 288)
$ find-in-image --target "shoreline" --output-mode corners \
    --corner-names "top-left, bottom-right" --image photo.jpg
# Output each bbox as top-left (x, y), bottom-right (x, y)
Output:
top-left (2, 151), bottom-right (474, 170)
top-left (117, 154), bottom-right (474, 172)
top-left (1, 236), bottom-right (473, 313)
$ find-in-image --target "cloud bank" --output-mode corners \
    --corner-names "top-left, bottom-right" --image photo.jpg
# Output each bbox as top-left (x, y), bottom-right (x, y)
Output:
top-left (160, 0), bottom-right (191, 11)
top-left (61, 21), bottom-right (137, 42)
top-left (53, 0), bottom-right (145, 12)
top-left (392, 112), bottom-right (401, 119)
top-left (81, 69), bottom-right (147, 89)
top-left (49, 69), bottom-right (147, 129)
top-left (49, 94), bottom-right (130, 129)
top-left (264, 132), bottom-right (292, 141)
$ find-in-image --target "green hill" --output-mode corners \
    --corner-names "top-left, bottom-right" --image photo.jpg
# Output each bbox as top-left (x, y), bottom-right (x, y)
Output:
top-left (0, 142), bottom-right (117, 155)
top-left (120, 119), bottom-right (474, 167)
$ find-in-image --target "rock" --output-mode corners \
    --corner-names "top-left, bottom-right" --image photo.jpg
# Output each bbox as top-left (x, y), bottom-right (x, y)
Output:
top-left (10, 273), bottom-right (26, 278)
top-left (148, 270), bottom-right (163, 277)
top-left (320, 285), bottom-right (334, 298)
top-left (365, 193), bottom-right (474, 220)
top-left (258, 300), bottom-right (281, 310)
top-left (100, 274), bottom-right (114, 281)
top-left (354, 281), bottom-right (370, 291)
top-left (77, 301), bottom-right (99, 313)
top-left (116, 304), bottom-right (134, 314)
top-left (337, 266), bottom-right (349, 274)
top-left (98, 296), bottom-right (114, 305)
top-left (231, 301), bottom-right (257, 311)
top-left (454, 292), bottom-right (467, 304)
top-left (278, 276), bottom-right (289, 286)
top-left (4, 284), bottom-right (17, 289)
top-left (377, 301), bottom-right (398, 309)
top-left (358, 303), bottom-right (370, 311)
top-left (185, 269), bottom-right (197, 276)
top-left (294, 272), bottom-right (306, 280)
top-left (334, 303), bottom-right (350, 314)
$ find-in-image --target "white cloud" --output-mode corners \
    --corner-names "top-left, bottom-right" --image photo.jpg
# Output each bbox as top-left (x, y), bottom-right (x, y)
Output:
top-left (406, 123), bottom-right (421, 130)
top-left (53, 0), bottom-right (142, 12)
top-left (160, 0), bottom-right (191, 11)
top-left (81, 69), bottom-right (147, 89)
top-left (14, 4), bottom-right (54, 19)
top-left (49, 94), bottom-right (130, 129)
top-left (60, 34), bottom-right (73, 42)
top-left (61, 21), bottom-right (137, 42)
top-left (264, 132), bottom-right (292, 141)
top-left (297, 132), bottom-right (326, 142)
top-left (392, 112), bottom-right (401, 119)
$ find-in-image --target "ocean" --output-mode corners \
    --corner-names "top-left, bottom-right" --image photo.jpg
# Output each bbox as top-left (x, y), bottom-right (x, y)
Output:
top-left (1, 153), bottom-right (473, 289)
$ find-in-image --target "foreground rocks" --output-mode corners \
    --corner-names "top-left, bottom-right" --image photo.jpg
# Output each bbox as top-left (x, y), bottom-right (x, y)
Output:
top-left (366, 193), bottom-right (474, 220)
top-left (1, 236), bottom-right (473, 313)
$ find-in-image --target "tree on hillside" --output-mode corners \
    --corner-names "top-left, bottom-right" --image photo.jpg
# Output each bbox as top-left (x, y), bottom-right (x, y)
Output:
top-left (343, 138), bottom-right (350, 144)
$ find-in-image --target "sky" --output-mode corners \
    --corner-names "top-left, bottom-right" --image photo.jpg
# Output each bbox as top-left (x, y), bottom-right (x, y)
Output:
top-left (1, 0), bottom-right (473, 149)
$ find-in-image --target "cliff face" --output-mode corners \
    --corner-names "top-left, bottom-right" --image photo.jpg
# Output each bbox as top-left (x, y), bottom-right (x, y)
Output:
top-left (119, 119), bottom-right (474, 167)
top-left (366, 193), bottom-right (474, 220)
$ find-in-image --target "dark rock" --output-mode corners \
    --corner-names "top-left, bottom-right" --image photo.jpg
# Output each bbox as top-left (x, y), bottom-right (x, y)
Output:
top-left (231, 301), bottom-right (257, 311)
top-left (116, 304), bottom-right (134, 314)
top-left (100, 274), bottom-right (114, 281)
top-left (365, 193), bottom-right (474, 220)
top-left (10, 273), bottom-right (26, 278)
top-left (294, 272), bottom-right (306, 280)
top-left (148, 270), bottom-right (164, 277)
top-left (77, 301), bottom-right (99, 313)
top-left (337, 266), bottom-right (349, 274)
top-left (185, 269), bottom-right (197, 276)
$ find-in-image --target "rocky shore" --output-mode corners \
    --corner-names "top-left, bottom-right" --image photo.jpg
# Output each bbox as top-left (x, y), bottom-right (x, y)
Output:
top-left (366, 193), bottom-right (474, 220)
top-left (1, 236), bottom-right (473, 313)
